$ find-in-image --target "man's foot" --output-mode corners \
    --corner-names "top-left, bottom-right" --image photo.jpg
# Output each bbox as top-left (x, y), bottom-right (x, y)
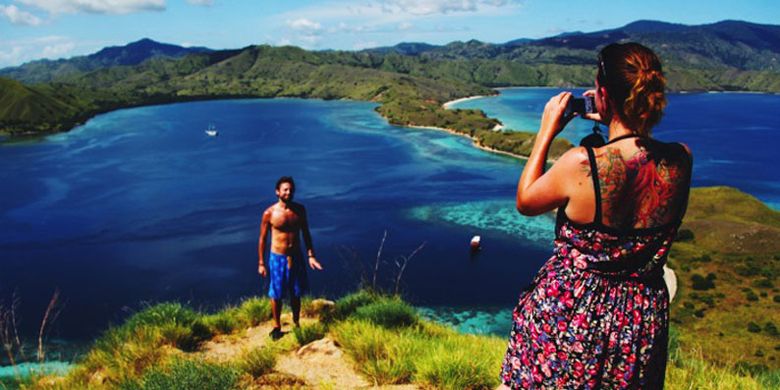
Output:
top-left (269, 327), bottom-right (283, 340)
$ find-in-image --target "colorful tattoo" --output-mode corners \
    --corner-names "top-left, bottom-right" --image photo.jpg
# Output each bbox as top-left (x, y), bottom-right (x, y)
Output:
top-left (593, 143), bottom-right (689, 229)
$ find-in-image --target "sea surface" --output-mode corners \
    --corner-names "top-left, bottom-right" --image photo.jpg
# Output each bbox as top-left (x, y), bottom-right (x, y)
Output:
top-left (453, 88), bottom-right (780, 210)
top-left (1, 90), bottom-right (778, 358)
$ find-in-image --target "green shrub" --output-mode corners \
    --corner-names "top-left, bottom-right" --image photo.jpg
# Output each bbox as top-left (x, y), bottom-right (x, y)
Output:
top-left (677, 229), bottom-right (695, 241)
top-left (119, 358), bottom-right (240, 390)
top-left (415, 334), bottom-right (503, 390)
top-left (238, 347), bottom-right (277, 378)
top-left (353, 299), bottom-right (418, 328)
top-left (753, 278), bottom-right (774, 289)
top-left (765, 322), bottom-right (779, 337)
top-left (326, 290), bottom-right (381, 323)
top-left (293, 322), bottom-right (327, 346)
top-left (123, 303), bottom-right (211, 351)
top-left (748, 322), bottom-right (762, 333)
top-left (332, 320), bottom-right (423, 384)
top-left (746, 290), bottom-right (759, 301)
top-left (237, 297), bottom-right (272, 326)
top-left (204, 309), bottom-right (241, 335)
top-left (774, 295), bottom-right (780, 303)
top-left (691, 274), bottom-right (715, 290)
top-left (125, 303), bottom-right (200, 329)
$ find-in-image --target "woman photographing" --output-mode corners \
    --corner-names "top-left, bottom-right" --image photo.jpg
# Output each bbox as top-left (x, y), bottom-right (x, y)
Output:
top-left (499, 43), bottom-right (692, 389)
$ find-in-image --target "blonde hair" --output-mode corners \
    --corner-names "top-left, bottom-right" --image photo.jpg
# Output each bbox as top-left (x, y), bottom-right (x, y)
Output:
top-left (598, 43), bottom-right (667, 136)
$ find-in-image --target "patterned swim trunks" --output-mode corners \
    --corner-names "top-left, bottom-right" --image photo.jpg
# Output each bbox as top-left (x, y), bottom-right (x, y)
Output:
top-left (267, 252), bottom-right (308, 300)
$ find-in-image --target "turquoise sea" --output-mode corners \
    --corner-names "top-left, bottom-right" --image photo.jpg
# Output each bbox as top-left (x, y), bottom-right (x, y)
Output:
top-left (1, 89), bottom-right (778, 364)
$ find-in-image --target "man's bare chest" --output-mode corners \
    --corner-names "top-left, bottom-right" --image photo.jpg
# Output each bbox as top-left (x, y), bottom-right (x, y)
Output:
top-left (270, 209), bottom-right (301, 232)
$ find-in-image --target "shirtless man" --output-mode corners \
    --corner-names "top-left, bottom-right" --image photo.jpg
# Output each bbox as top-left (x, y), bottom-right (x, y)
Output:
top-left (258, 176), bottom-right (323, 339)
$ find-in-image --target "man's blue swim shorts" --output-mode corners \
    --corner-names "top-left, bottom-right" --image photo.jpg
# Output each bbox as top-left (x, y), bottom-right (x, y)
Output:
top-left (267, 252), bottom-right (308, 300)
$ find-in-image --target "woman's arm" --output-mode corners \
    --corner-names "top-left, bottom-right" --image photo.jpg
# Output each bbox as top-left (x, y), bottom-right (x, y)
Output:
top-left (516, 92), bottom-right (586, 215)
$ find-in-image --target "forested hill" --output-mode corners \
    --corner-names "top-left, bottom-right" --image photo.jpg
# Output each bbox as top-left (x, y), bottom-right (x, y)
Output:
top-left (1, 20), bottom-right (779, 140)
top-left (0, 38), bottom-right (212, 84)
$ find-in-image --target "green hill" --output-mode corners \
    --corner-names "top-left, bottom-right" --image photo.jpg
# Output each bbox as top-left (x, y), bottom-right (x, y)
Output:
top-left (668, 187), bottom-right (780, 371)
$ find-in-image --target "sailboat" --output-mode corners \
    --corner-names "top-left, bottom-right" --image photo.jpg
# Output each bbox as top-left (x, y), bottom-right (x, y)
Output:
top-left (205, 123), bottom-right (218, 137)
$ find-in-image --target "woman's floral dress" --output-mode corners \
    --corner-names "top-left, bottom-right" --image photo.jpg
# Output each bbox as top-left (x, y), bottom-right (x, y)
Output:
top-left (500, 141), bottom-right (691, 389)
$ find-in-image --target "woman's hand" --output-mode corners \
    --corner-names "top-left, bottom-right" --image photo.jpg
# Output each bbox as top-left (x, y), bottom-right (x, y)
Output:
top-left (582, 89), bottom-right (606, 124)
top-left (539, 92), bottom-right (575, 139)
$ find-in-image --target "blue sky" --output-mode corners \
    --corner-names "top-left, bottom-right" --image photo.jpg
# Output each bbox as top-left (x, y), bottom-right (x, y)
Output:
top-left (1, 0), bottom-right (778, 68)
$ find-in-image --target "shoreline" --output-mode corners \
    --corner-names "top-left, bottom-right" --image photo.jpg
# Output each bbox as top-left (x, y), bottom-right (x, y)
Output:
top-left (442, 94), bottom-right (490, 109)
top-left (403, 124), bottom-right (558, 163)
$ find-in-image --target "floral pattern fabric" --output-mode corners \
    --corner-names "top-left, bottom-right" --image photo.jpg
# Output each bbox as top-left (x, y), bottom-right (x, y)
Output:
top-left (499, 212), bottom-right (675, 389)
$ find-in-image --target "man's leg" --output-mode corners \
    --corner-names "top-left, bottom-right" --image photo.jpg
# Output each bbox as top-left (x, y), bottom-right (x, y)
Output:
top-left (291, 296), bottom-right (301, 327)
top-left (271, 298), bottom-right (283, 330)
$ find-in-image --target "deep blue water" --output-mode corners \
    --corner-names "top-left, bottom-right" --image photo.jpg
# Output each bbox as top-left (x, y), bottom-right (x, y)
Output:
top-left (0, 99), bottom-right (550, 342)
top-left (1, 90), bottom-right (778, 346)
top-left (453, 88), bottom-right (780, 210)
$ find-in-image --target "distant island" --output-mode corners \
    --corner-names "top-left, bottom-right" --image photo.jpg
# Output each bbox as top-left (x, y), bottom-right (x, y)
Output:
top-left (2, 20), bottom-right (780, 160)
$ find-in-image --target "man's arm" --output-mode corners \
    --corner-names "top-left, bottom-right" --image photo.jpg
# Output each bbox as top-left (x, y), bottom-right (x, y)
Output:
top-left (300, 206), bottom-right (323, 270)
top-left (258, 208), bottom-right (271, 277)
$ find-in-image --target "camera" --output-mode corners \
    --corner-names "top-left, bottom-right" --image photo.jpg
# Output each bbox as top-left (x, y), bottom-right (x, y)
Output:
top-left (564, 96), bottom-right (595, 118)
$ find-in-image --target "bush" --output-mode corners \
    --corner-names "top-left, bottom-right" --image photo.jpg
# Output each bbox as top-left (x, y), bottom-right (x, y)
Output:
top-left (691, 274), bottom-right (715, 290)
top-left (748, 322), bottom-right (762, 333)
top-left (746, 290), bottom-right (759, 301)
top-left (123, 303), bottom-right (211, 351)
top-left (765, 322), bottom-right (779, 337)
top-left (237, 297), bottom-right (273, 326)
top-left (203, 310), bottom-right (240, 335)
top-left (677, 229), bottom-right (695, 241)
top-left (415, 335), bottom-right (503, 390)
top-left (353, 299), bottom-right (418, 328)
top-left (293, 322), bottom-right (327, 346)
top-left (238, 347), bottom-right (277, 378)
top-left (753, 278), bottom-right (774, 289)
top-left (326, 290), bottom-right (381, 323)
top-left (125, 303), bottom-right (200, 329)
top-left (774, 295), bottom-right (780, 303)
top-left (332, 320), bottom-right (422, 384)
top-left (119, 358), bottom-right (240, 390)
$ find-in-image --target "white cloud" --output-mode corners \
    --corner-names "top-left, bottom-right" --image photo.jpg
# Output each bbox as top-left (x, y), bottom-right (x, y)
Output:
top-left (0, 36), bottom-right (81, 68)
top-left (398, 21), bottom-right (413, 31)
top-left (381, 0), bottom-right (522, 16)
top-left (0, 4), bottom-right (43, 25)
top-left (353, 40), bottom-right (378, 50)
top-left (42, 41), bottom-right (75, 58)
top-left (17, 0), bottom-right (166, 15)
top-left (186, 0), bottom-right (212, 6)
top-left (0, 46), bottom-right (24, 65)
top-left (287, 18), bottom-right (321, 31)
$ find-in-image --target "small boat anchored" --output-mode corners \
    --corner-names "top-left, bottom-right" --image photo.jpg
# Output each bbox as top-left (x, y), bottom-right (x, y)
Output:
top-left (205, 123), bottom-right (218, 137)
top-left (470, 235), bottom-right (481, 252)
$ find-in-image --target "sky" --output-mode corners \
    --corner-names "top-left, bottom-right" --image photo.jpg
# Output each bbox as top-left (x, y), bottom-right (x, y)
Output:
top-left (1, 0), bottom-right (779, 68)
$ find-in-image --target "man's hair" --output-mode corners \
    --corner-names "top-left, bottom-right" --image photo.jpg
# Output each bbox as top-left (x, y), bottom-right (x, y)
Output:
top-left (275, 176), bottom-right (295, 191)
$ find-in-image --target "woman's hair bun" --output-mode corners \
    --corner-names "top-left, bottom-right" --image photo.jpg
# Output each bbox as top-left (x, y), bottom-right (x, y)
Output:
top-left (599, 43), bottom-right (666, 136)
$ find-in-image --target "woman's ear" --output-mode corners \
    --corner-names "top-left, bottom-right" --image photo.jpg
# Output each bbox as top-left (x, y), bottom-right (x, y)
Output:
top-left (597, 85), bottom-right (611, 122)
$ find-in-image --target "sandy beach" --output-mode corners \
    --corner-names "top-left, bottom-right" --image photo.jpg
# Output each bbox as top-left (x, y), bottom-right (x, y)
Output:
top-left (442, 95), bottom-right (489, 109)
top-left (404, 124), bottom-right (560, 162)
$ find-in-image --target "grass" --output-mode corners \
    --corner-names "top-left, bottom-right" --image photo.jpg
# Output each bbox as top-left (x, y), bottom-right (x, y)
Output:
top-left (666, 187), bottom-right (780, 370)
top-left (293, 322), bottom-right (327, 346)
top-left (15, 289), bottom-right (780, 389)
top-left (330, 292), bottom-right (504, 389)
top-left (117, 358), bottom-right (240, 390)
top-left (352, 298), bottom-right (419, 328)
top-left (236, 347), bottom-right (277, 378)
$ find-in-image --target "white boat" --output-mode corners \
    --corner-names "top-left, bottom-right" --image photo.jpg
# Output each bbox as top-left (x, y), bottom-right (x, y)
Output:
top-left (470, 235), bottom-right (481, 251)
top-left (205, 124), bottom-right (218, 136)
